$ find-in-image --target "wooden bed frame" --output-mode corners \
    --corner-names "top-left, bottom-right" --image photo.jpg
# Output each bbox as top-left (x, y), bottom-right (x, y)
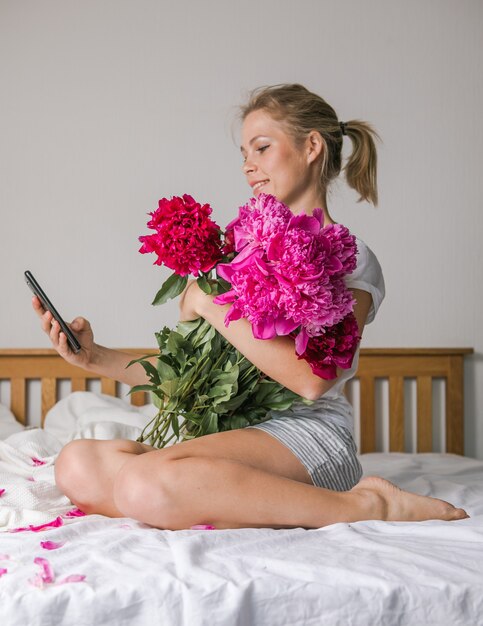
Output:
top-left (0, 348), bottom-right (473, 455)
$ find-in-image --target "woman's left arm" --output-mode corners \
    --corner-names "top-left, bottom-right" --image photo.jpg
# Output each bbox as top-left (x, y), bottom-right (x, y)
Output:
top-left (179, 281), bottom-right (372, 401)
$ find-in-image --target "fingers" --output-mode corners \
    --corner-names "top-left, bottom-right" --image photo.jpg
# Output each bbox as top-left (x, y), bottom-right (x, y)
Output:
top-left (48, 319), bottom-right (70, 355)
top-left (32, 295), bottom-right (46, 316)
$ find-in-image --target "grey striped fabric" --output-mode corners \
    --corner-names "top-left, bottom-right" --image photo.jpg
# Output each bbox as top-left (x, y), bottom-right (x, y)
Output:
top-left (247, 415), bottom-right (362, 491)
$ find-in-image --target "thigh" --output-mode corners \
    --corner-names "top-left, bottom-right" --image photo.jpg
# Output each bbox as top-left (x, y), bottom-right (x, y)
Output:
top-left (163, 428), bottom-right (313, 485)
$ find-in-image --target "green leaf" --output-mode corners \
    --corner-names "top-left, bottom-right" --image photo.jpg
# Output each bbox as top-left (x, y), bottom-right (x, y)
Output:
top-left (264, 399), bottom-right (296, 411)
top-left (208, 384), bottom-right (234, 403)
top-left (152, 274), bottom-right (188, 305)
top-left (156, 358), bottom-right (178, 381)
top-left (202, 411), bottom-right (218, 434)
top-left (166, 331), bottom-right (189, 355)
top-left (171, 415), bottom-right (180, 438)
top-left (197, 274), bottom-right (213, 294)
top-left (214, 388), bottom-right (251, 412)
top-left (128, 384), bottom-right (157, 394)
top-left (139, 360), bottom-right (161, 384)
top-left (160, 380), bottom-right (179, 396)
top-left (175, 319), bottom-right (203, 338)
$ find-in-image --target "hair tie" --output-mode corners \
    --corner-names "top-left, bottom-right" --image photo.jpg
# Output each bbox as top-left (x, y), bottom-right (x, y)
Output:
top-left (340, 122), bottom-right (347, 136)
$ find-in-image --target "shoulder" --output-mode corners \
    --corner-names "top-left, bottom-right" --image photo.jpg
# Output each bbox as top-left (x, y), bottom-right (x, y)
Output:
top-left (345, 237), bottom-right (385, 324)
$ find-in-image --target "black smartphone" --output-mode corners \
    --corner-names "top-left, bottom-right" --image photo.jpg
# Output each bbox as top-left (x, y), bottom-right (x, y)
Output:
top-left (24, 270), bottom-right (81, 354)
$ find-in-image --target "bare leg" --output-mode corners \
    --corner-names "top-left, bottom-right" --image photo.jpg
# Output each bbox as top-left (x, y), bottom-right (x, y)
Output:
top-left (55, 433), bottom-right (468, 530)
top-left (113, 454), bottom-right (469, 530)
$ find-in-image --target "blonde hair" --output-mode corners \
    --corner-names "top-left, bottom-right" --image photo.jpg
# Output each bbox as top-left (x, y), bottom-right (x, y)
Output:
top-left (240, 83), bottom-right (380, 206)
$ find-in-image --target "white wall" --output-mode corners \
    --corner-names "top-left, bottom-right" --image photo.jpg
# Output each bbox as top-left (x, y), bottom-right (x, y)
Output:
top-left (1, 0), bottom-right (482, 456)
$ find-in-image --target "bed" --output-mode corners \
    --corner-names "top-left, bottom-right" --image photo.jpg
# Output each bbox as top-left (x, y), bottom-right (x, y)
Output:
top-left (0, 347), bottom-right (482, 626)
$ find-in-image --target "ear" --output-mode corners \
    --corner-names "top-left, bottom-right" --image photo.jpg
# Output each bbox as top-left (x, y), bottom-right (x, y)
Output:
top-left (305, 131), bottom-right (324, 164)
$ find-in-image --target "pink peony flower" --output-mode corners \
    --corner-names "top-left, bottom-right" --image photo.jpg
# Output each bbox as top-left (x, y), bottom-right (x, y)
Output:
top-left (214, 193), bottom-right (358, 370)
top-left (139, 194), bottom-right (223, 276)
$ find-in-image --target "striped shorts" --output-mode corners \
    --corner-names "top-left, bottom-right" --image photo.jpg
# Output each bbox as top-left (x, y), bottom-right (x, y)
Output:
top-left (246, 414), bottom-right (362, 491)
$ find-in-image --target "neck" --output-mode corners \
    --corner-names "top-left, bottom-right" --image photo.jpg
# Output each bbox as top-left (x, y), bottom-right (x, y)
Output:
top-left (289, 189), bottom-right (334, 225)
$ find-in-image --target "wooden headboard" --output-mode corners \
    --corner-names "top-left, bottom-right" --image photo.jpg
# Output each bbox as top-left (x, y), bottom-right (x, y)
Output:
top-left (0, 348), bottom-right (473, 455)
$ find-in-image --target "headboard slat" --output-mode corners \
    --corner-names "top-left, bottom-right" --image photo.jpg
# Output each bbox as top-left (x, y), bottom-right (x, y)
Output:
top-left (71, 378), bottom-right (87, 393)
top-left (11, 378), bottom-right (26, 426)
top-left (359, 376), bottom-right (376, 454)
top-left (446, 355), bottom-right (464, 456)
top-left (417, 376), bottom-right (433, 452)
top-left (101, 378), bottom-right (117, 397)
top-left (389, 376), bottom-right (405, 452)
top-left (41, 378), bottom-right (57, 427)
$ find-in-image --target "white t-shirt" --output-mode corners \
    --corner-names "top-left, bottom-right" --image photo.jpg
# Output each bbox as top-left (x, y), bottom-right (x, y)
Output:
top-left (271, 237), bottom-right (386, 433)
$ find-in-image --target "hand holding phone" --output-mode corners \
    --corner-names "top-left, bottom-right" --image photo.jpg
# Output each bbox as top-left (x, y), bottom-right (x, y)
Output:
top-left (25, 270), bottom-right (82, 354)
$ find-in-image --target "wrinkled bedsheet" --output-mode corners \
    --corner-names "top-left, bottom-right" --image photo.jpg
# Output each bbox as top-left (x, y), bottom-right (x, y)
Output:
top-left (0, 393), bottom-right (482, 626)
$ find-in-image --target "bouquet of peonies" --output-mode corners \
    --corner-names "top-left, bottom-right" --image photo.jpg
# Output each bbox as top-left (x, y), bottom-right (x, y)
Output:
top-left (131, 193), bottom-right (360, 448)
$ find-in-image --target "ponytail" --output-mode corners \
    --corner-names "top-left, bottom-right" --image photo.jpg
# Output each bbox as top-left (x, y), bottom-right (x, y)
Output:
top-left (343, 120), bottom-right (380, 206)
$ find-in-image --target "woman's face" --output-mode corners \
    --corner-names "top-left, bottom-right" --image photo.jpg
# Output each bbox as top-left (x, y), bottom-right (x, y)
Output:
top-left (240, 109), bottom-right (316, 208)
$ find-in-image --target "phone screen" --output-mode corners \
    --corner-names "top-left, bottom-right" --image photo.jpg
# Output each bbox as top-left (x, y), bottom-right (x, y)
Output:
top-left (25, 270), bottom-right (81, 354)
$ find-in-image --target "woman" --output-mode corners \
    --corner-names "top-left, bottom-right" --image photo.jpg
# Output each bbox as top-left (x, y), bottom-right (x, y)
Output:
top-left (32, 83), bottom-right (468, 530)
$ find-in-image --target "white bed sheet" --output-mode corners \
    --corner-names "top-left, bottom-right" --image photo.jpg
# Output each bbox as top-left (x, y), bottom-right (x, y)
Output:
top-left (1, 394), bottom-right (482, 626)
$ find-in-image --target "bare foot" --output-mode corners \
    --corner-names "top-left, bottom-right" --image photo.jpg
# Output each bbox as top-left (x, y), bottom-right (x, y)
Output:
top-left (350, 476), bottom-right (469, 522)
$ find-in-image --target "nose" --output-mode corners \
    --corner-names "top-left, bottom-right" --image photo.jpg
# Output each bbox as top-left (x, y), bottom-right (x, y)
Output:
top-left (242, 155), bottom-right (256, 175)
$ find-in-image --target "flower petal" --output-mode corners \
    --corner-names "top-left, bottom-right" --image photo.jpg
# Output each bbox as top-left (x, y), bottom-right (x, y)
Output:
top-left (0, 488), bottom-right (5, 497)
top-left (31, 457), bottom-right (46, 466)
top-left (40, 541), bottom-right (65, 551)
top-left (10, 516), bottom-right (64, 533)
top-left (63, 508), bottom-right (86, 518)
top-left (190, 524), bottom-right (216, 530)
top-left (34, 557), bottom-right (55, 583)
top-left (0, 568), bottom-right (7, 578)
top-left (57, 574), bottom-right (86, 585)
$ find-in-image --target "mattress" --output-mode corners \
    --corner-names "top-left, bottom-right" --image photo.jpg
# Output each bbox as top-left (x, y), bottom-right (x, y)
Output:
top-left (0, 394), bottom-right (482, 626)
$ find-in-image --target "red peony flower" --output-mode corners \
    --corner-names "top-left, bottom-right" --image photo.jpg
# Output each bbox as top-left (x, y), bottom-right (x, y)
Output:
top-left (139, 194), bottom-right (223, 276)
top-left (294, 313), bottom-right (361, 380)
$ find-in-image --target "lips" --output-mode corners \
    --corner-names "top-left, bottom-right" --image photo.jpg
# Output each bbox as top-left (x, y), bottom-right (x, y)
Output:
top-left (251, 180), bottom-right (270, 192)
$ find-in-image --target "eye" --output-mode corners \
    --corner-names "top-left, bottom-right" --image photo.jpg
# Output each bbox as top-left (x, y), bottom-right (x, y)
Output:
top-left (257, 145), bottom-right (269, 154)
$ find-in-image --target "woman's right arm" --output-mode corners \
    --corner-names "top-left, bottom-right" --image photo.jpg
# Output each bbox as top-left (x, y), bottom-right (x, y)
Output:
top-left (32, 295), bottom-right (154, 387)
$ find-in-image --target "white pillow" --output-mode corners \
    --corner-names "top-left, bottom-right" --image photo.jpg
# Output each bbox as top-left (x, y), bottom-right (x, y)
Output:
top-left (0, 403), bottom-right (24, 439)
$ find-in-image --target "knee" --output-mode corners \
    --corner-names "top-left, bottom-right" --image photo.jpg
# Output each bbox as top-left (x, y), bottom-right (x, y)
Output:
top-left (113, 456), bottom-right (180, 527)
top-left (55, 439), bottom-right (96, 502)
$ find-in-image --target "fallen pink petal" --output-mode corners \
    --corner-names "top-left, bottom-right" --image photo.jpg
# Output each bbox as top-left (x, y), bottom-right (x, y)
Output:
top-left (190, 524), bottom-right (216, 530)
top-left (34, 557), bottom-right (55, 583)
top-left (63, 508), bottom-right (86, 518)
top-left (0, 568), bottom-right (8, 578)
top-left (9, 516), bottom-right (64, 533)
top-left (0, 488), bottom-right (5, 497)
top-left (57, 574), bottom-right (86, 585)
top-left (40, 541), bottom-right (65, 550)
top-left (31, 457), bottom-right (46, 466)
top-left (27, 477), bottom-right (36, 482)
top-left (0, 554), bottom-right (11, 561)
